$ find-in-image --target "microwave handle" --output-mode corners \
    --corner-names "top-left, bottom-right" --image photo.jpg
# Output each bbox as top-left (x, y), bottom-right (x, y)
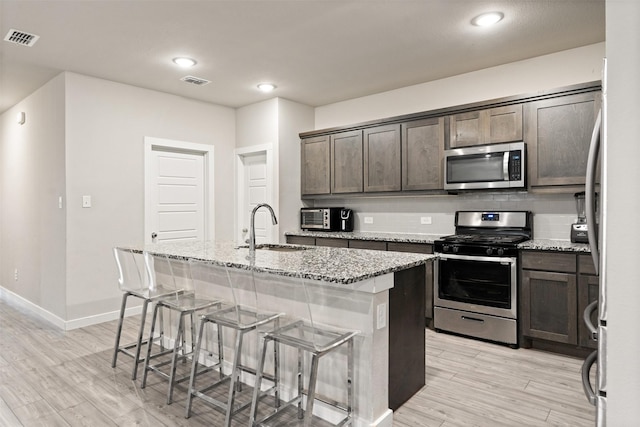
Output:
top-left (503, 152), bottom-right (509, 180)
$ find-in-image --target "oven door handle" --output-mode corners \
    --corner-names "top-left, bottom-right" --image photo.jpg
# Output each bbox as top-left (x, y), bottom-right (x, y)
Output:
top-left (438, 253), bottom-right (516, 264)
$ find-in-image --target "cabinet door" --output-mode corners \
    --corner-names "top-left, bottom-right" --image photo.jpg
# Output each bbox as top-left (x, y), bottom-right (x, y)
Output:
top-left (578, 274), bottom-right (599, 349)
top-left (486, 104), bottom-right (523, 144)
top-left (449, 111), bottom-right (483, 147)
top-left (525, 91), bottom-right (601, 187)
top-left (521, 269), bottom-right (578, 344)
top-left (286, 235), bottom-right (315, 246)
top-left (301, 135), bottom-right (330, 196)
top-left (348, 240), bottom-right (387, 251)
top-left (315, 237), bottom-right (349, 248)
top-left (331, 130), bottom-right (363, 193)
top-left (450, 104), bottom-right (523, 148)
top-left (364, 124), bottom-right (401, 192)
top-left (402, 118), bottom-right (444, 190)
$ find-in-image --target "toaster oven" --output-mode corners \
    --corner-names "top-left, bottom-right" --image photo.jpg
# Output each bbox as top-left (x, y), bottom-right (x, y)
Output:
top-left (300, 207), bottom-right (342, 231)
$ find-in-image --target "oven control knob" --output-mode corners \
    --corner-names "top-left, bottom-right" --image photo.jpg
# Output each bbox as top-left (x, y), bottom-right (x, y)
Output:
top-left (496, 248), bottom-right (505, 256)
top-left (452, 246), bottom-right (459, 254)
top-left (486, 247), bottom-right (493, 256)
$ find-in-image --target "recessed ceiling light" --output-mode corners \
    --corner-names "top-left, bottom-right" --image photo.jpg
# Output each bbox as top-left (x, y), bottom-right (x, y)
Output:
top-left (471, 12), bottom-right (504, 27)
top-left (172, 57), bottom-right (197, 68)
top-left (257, 83), bottom-right (276, 92)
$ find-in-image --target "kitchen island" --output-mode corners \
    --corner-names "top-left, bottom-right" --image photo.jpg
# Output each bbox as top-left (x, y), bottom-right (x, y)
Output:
top-left (121, 240), bottom-right (435, 427)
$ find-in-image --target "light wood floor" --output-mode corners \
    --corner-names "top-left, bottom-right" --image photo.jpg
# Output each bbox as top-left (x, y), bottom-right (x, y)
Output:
top-left (0, 299), bottom-right (595, 426)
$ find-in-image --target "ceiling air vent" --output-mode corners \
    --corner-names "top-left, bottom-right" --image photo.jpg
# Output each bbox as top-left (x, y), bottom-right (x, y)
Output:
top-left (180, 76), bottom-right (211, 86)
top-left (4, 29), bottom-right (40, 47)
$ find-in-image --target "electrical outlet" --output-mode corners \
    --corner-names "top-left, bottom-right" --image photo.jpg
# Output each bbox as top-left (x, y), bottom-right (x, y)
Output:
top-left (420, 216), bottom-right (432, 225)
top-left (364, 217), bottom-right (374, 224)
top-left (14, 269), bottom-right (18, 281)
top-left (376, 303), bottom-right (386, 330)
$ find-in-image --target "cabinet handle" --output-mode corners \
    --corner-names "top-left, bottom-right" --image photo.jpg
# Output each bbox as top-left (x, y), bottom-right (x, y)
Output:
top-left (461, 315), bottom-right (484, 323)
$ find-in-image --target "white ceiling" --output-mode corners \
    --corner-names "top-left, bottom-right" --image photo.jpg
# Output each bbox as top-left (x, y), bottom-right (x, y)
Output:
top-left (0, 0), bottom-right (605, 114)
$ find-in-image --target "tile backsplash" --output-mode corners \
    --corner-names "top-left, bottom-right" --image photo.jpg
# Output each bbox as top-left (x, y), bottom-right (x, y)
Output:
top-left (313, 191), bottom-right (579, 240)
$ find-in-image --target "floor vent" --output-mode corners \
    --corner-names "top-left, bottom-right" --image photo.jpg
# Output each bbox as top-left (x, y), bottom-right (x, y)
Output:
top-left (180, 76), bottom-right (211, 86)
top-left (4, 29), bottom-right (40, 47)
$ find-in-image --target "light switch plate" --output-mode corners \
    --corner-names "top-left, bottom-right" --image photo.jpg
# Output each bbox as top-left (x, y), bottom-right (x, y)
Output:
top-left (82, 195), bottom-right (92, 208)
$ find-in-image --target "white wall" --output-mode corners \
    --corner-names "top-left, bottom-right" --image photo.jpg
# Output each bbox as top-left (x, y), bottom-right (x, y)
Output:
top-left (316, 43), bottom-right (605, 129)
top-left (276, 99), bottom-right (314, 241)
top-left (0, 74), bottom-right (67, 320)
top-left (604, 0), bottom-right (640, 423)
top-left (236, 98), bottom-right (314, 242)
top-left (64, 72), bottom-right (236, 322)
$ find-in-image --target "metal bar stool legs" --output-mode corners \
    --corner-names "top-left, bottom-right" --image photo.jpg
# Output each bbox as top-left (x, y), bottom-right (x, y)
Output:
top-left (185, 311), bottom-right (280, 427)
top-left (251, 326), bottom-right (357, 427)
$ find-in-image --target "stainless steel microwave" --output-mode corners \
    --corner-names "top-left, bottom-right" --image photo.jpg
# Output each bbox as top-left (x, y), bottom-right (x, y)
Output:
top-left (444, 142), bottom-right (526, 190)
top-left (300, 207), bottom-right (342, 231)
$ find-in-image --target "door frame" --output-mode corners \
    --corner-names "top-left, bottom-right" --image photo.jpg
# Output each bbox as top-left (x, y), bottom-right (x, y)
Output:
top-left (234, 143), bottom-right (278, 245)
top-left (144, 136), bottom-right (215, 243)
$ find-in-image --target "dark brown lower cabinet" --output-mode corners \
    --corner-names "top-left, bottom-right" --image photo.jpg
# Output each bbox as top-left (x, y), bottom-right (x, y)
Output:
top-left (389, 265), bottom-right (425, 410)
top-left (521, 269), bottom-right (578, 345)
top-left (519, 250), bottom-right (599, 357)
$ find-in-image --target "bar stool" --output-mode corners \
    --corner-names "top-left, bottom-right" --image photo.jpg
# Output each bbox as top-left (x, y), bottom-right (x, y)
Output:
top-left (111, 247), bottom-right (176, 380)
top-left (140, 252), bottom-right (222, 405)
top-left (185, 264), bottom-right (282, 427)
top-left (250, 274), bottom-right (359, 427)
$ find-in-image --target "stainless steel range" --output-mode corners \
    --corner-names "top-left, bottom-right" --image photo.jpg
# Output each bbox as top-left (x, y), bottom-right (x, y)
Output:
top-left (434, 211), bottom-right (532, 347)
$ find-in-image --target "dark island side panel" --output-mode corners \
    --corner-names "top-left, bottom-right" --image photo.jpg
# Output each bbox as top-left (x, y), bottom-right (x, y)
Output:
top-left (389, 264), bottom-right (426, 411)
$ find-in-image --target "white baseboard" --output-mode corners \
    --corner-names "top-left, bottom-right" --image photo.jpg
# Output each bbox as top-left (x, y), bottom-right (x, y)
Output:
top-left (0, 286), bottom-right (141, 331)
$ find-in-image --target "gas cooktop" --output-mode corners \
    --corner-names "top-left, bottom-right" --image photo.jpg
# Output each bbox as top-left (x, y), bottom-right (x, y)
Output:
top-left (434, 211), bottom-right (533, 257)
top-left (437, 234), bottom-right (530, 246)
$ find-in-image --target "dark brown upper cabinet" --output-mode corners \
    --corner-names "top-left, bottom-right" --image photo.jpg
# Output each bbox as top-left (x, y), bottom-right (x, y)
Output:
top-left (301, 135), bottom-right (331, 196)
top-left (364, 124), bottom-right (402, 192)
top-left (402, 118), bottom-right (445, 191)
top-left (331, 130), bottom-right (363, 194)
top-left (525, 91), bottom-right (601, 188)
top-left (449, 104), bottom-right (523, 148)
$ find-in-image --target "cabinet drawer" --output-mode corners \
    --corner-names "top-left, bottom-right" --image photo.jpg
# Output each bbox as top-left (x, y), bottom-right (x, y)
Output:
top-left (578, 254), bottom-right (597, 275)
top-left (348, 240), bottom-right (387, 251)
top-left (315, 237), bottom-right (349, 248)
top-left (286, 235), bottom-right (315, 246)
top-left (387, 242), bottom-right (433, 254)
top-left (521, 251), bottom-right (576, 273)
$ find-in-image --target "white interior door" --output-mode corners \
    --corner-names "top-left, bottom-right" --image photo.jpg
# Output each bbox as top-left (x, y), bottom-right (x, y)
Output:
top-left (235, 146), bottom-right (276, 245)
top-left (145, 137), bottom-right (214, 243)
top-left (243, 152), bottom-right (268, 245)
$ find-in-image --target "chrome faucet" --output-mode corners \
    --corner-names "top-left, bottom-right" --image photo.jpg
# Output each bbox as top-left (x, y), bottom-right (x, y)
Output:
top-left (249, 203), bottom-right (278, 253)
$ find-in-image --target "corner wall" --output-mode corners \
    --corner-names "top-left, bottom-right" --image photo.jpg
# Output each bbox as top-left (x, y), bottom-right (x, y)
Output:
top-left (0, 74), bottom-right (67, 320)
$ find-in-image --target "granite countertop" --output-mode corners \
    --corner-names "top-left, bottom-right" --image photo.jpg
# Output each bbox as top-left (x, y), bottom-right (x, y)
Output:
top-left (121, 240), bottom-right (435, 285)
top-left (285, 230), bottom-right (444, 244)
top-left (518, 239), bottom-right (591, 253)
top-left (287, 230), bottom-right (592, 253)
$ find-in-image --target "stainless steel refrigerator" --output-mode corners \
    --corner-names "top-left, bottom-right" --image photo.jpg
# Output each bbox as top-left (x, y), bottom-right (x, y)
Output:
top-left (581, 58), bottom-right (607, 426)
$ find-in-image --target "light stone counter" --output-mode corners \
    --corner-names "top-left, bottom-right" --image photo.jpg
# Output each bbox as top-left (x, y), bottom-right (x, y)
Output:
top-left (285, 230), bottom-right (444, 244)
top-left (120, 240), bottom-right (433, 426)
top-left (518, 239), bottom-right (591, 253)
